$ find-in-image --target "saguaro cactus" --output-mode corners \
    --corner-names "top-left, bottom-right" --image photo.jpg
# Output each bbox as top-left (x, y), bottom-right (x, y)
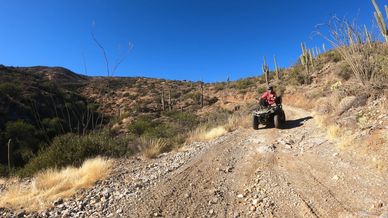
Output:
top-left (300, 43), bottom-right (314, 74)
top-left (273, 55), bottom-right (280, 80)
top-left (161, 89), bottom-right (166, 111)
top-left (7, 139), bottom-right (13, 171)
top-left (168, 87), bottom-right (172, 111)
top-left (262, 56), bottom-right (270, 86)
top-left (372, 0), bottom-right (388, 42)
top-left (200, 81), bottom-right (204, 108)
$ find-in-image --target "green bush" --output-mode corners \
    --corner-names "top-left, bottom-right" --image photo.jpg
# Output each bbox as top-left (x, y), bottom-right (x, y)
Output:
top-left (234, 79), bottom-right (254, 90)
top-left (5, 120), bottom-right (39, 165)
top-left (0, 82), bottom-right (21, 97)
top-left (128, 116), bottom-right (155, 136)
top-left (336, 63), bottom-right (352, 81)
top-left (18, 132), bottom-right (129, 177)
top-left (0, 164), bottom-right (8, 177)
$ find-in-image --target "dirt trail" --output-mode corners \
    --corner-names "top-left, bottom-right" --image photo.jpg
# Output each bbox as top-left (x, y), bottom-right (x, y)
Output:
top-left (124, 106), bottom-right (388, 218)
top-left (3, 106), bottom-right (386, 218)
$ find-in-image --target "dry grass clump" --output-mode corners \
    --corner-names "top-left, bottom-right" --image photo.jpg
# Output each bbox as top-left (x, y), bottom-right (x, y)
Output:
top-left (327, 125), bottom-right (341, 139)
top-left (188, 126), bottom-right (228, 142)
top-left (0, 157), bottom-right (111, 212)
top-left (141, 138), bottom-right (169, 159)
top-left (188, 113), bottom-right (250, 143)
top-left (225, 113), bottom-right (251, 131)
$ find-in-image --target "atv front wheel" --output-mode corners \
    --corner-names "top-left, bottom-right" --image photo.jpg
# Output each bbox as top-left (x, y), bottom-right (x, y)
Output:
top-left (274, 114), bottom-right (281, 129)
top-left (253, 116), bottom-right (259, 130)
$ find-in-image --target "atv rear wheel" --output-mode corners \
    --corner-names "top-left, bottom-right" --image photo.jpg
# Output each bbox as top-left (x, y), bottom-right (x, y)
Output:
top-left (253, 116), bottom-right (259, 130)
top-left (281, 111), bottom-right (286, 124)
top-left (274, 114), bottom-right (281, 129)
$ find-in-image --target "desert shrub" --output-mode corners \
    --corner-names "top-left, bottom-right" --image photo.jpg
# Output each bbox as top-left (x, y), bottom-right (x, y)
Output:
top-left (336, 63), bottom-right (352, 81)
top-left (208, 96), bottom-right (219, 105)
top-left (256, 86), bottom-right (267, 95)
top-left (288, 68), bottom-right (308, 85)
top-left (162, 111), bottom-right (198, 130)
top-left (234, 79), bottom-right (254, 90)
top-left (5, 120), bottom-right (40, 166)
top-left (214, 83), bottom-right (226, 91)
top-left (18, 132), bottom-right (128, 177)
top-left (128, 116), bottom-right (155, 136)
top-left (41, 117), bottom-right (63, 138)
top-left (0, 164), bottom-right (8, 177)
top-left (322, 50), bottom-right (342, 63)
top-left (203, 109), bottom-right (232, 128)
top-left (0, 82), bottom-right (21, 97)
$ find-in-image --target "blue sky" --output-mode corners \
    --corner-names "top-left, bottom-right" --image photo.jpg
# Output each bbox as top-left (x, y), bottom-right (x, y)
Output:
top-left (0, 0), bottom-right (381, 82)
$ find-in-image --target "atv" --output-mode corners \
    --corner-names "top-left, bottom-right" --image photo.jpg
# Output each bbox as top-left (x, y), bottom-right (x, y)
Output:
top-left (252, 96), bottom-right (286, 129)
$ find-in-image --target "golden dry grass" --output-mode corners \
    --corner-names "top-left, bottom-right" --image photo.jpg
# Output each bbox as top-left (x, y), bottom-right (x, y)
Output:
top-left (0, 157), bottom-right (112, 212)
top-left (188, 126), bottom-right (227, 142)
top-left (141, 138), bottom-right (169, 159)
top-left (188, 113), bottom-right (251, 143)
top-left (327, 125), bottom-right (341, 139)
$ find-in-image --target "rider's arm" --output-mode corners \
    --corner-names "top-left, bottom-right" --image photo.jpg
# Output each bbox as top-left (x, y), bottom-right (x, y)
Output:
top-left (261, 92), bottom-right (268, 100)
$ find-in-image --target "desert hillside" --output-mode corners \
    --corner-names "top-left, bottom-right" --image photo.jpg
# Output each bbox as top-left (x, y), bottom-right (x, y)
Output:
top-left (1, 5), bottom-right (388, 216)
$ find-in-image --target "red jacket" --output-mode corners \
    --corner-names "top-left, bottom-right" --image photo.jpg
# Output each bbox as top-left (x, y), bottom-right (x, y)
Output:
top-left (261, 91), bottom-right (277, 105)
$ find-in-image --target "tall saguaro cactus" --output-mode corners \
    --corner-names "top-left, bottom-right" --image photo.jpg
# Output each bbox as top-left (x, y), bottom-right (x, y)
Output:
top-left (262, 57), bottom-right (270, 86)
top-left (372, 0), bottom-right (388, 42)
top-left (7, 139), bottom-right (13, 171)
top-left (168, 87), bottom-right (172, 111)
top-left (300, 43), bottom-right (315, 84)
top-left (161, 89), bottom-right (166, 111)
top-left (300, 43), bottom-right (314, 74)
top-left (200, 81), bottom-right (204, 108)
top-left (273, 55), bottom-right (280, 80)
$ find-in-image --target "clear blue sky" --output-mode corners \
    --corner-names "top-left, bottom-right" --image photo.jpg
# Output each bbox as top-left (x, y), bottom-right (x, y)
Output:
top-left (0, 0), bottom-right (380, 82)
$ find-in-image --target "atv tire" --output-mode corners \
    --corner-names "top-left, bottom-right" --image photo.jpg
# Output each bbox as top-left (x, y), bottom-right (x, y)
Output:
top-left (274, 114), bottom-right (281, 129)
top-left (281, 111), bottom-right (286, 124)
top-left (253, 116), bottom-right (259, 130)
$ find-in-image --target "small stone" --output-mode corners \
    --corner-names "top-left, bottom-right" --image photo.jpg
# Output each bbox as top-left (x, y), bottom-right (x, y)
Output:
top-left (209, 209), bottom-right (214, 215)
top-left (184, 193), bottom-right (191, 198)
top-left (249, 206), bottom-right (256, 212)
top-left (333, 153), bottom-right (339, 157)
top-left (210, 197), bottom-right (218, 204)
top-left (53, 198), bottom-right (63, 206)
top-left (116, 208), bottom-right (123, 213)
top-left (237, 194), bottom-right (244, 198)
top-left (16, 210), bottom-right (26, 218)
top-left (332, 175), bottom-right (339, 180)
top-left (233, 212), bottom-right (240, 218)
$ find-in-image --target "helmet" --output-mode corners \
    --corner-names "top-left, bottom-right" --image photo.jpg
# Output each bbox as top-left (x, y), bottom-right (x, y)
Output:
top-left (267, 85), bottom-right (273, 91)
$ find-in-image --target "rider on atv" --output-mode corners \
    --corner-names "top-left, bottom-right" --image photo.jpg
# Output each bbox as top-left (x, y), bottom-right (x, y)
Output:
top-left (259, 86), bottom-right (277, 107)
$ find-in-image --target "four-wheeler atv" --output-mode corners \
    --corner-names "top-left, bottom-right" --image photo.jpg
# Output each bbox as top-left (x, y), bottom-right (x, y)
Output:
top-left (252, 96), bottom-right (286, 129)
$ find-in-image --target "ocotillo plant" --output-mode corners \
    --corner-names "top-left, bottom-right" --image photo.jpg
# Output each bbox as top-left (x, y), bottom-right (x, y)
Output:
top-left (273, 55), bottom-right (280, 80)
top-left (364, 25), bottom-right (373, 47)
top-left (372, 0), bottom-right (388, 42)
top-left (262, 57), bottom-right (270, 86)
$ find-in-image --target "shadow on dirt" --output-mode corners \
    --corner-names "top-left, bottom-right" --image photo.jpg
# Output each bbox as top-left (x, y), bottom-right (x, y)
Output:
top-left (282, 116), bottom-right (313, 129)
top-left (255, 116), bottom-right (313, 130)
